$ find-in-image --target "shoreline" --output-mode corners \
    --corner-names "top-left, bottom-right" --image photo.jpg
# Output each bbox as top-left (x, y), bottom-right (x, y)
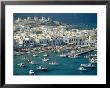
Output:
top-left (14, 45), bottom-right (97, 56)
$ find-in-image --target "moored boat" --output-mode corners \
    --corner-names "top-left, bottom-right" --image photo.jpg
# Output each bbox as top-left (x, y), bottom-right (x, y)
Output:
top-left (59, 54), bottom-right (68, 58)
top-left (37, 66), bottom-right (48, 71)
top-left (49, 61), bottom-right (59, 65)
top-left (80, 63), bottom-right (96, 68)
top-left (17, 63), bottom-right (26, 67)
top-left (43, 53), bottom-right (49, 57)
top-left (42, 58), bottom-right (49, 62)
top-left (78, 66), bottom-right (87, 71)
top-left (29, 70), bottom-right (34, 75)
top-left (29, 61), bottom-right (36, 65)
top-left (89, 57), bottom-right (97, 63)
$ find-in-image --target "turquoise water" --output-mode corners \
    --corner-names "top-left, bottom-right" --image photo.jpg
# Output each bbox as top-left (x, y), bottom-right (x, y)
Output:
top-left (13, 50), bottom-right (97, 75)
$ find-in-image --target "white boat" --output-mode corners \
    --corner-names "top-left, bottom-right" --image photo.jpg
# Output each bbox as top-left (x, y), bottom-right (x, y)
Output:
top-left (27, 59), bottom-right (31, 62)
top-left (17, 63), bottom-right (26, 67)
top-left (29, 61), bottom-right (36, 65)
top-left (80, 63), bottom-right (96, 68)
top-left (49, 62), bottom-right (59, 65)
top-left (37, 66), bottom-right (48, 71)
top-left (33, 54), bottom-right (38, 57)
top-left (42, 58), bottom-right (49, 62)
top-left (90, 54), bottom-right (97, 57)
top-left (89, 57), bottom-right (97, 63)
top-left (43, 54), bottom-right (49, 57)
top-left (29, 70), bottom-right (34, 75)
top-left (89, 59), bottom-right (97, 63)
top-left (68, 54), bottom-right (79, 58)
top-left (59, 54), bottom-right (68, 57)
top-left (78, 66), bottom-right (87, 71)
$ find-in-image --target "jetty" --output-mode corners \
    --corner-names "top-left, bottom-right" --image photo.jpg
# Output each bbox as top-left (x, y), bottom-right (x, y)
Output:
top-left (76, 48), bottom-right (96, 56)
top-left (66, 46), bottom-right (97, 57)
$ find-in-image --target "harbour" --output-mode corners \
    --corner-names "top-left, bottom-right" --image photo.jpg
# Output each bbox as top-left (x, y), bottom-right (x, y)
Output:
top-left (13, 13), bottom-right (97, 75)
top-left (14, 49), bottom-right (97, 75)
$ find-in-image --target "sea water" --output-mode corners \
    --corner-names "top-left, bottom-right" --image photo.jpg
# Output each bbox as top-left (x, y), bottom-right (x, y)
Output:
top-left (13, 50), bottom-right (97, 75)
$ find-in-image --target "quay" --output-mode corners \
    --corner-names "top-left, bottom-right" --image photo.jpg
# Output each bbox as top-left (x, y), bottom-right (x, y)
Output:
top-left (76, 48), bottom-right (96, 56)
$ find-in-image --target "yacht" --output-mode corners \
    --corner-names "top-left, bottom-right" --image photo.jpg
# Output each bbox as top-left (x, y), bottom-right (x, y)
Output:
top-left (49, 62), bottom-right (59, 65)
top-left (80, 63), bottom-right (96, 68)
top-left (17, 63), bottom-right (26, 67)
top-left (29, 61), bottom-right (36, 65)
top-left (78, 66), bottom-right (87, 71)
top-left (27, 59), bottom-right (31, 62)
top-left (59, 54), bottom-right (68, 58)
top-left (42, 58), bottom-right (49, 62)
top-left (89, 57), bottom-right (97, 63)
top-left (29, 70), bottom-right (34, 75)
top-left (37, 66), bottom-right (48, 71)
top-left (43, 53), bottom-right (49, 57)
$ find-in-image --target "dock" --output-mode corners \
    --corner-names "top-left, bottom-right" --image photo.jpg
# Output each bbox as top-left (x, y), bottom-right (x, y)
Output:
top-left (76, 48), bottom-right (96, 56)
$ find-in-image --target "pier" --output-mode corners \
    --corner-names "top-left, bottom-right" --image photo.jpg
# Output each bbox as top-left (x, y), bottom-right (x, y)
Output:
top-left (76, 48), bottom-right (96, 56)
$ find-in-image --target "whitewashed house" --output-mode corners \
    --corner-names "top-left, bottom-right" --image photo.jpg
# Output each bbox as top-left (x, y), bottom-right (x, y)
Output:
top-left (50, 37), bottom-right (63, 46)
top-left (23, 37), bottom-right (36, 48)
top-left (63, 36), bottom-right (86, 47)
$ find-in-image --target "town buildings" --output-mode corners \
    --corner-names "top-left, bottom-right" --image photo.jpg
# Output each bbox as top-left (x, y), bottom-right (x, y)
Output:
top-left (14, 16), bottom-right (97, 49)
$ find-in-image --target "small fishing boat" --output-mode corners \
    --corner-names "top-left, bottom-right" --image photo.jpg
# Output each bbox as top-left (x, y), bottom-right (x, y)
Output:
top-left (43, 53), bottom-right (49, 57)
top-left (42, 58), bottom-right (49, 62)
top-left (27, 59), bottom-right (31, 62)
top-left (17, 63), bottom-right (26, 67)
top-left (49, 62), bottom-right (59, 65)
top-left (89, 57), bottom-right (97, 63)
top-left (37, 66), bottom-right (48, 71)
top-left (80, 63), bottom-right (96, 68)
top-left (59, 54), bottom-right (68, 58)
top-left (29, 70), bottom-right (34, 75)
top-left (89, 59), bottom-right (97, 63)
top-left (29, 61), bottom-right (36, 65)
top-left (90, 54), bottom-right (97, 57)
top-left (78, 66), bottom-right (87, 71)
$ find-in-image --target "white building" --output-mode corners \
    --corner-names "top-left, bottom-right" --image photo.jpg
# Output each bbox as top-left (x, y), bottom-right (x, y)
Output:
top-left (63, 36), bottom-right (85, 47)
top-left (23, 37), bottom-right (36, 48)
